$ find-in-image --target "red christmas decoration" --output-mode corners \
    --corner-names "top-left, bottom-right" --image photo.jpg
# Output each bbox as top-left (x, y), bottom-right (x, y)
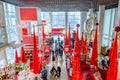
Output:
top-left (15, 49), bottom-right (19, 63)
top-left (90, 24), bottom-right (98, 67)
top-left (20, 47), bottom-right (27, 63)
top-left (44, 46), bottom-right (51, 55)
top-left (72, 25), bottom-right (82, 80)
top-left (108, 39), bottom-right (114, 58)
top-left (64, 45), bottom-right (70, 53)
top-left (80, 32), bottom-right (85, 53)
top-left (74, 26), bottom-right (80, 54)
top-left (33, 26), bottom-right (40, 74)
top-left (106, 32), bottom-right (118, 80)
top-left (68, 24), bottom-right (71, 45)
top-left (83, 38), bottom-right (88, 54)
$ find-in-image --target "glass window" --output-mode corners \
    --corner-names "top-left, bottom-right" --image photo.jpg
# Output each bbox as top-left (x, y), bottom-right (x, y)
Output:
top-left (68, 12), bottom-right (80, 30)
top-left (41, 12), bottom-right (50, 23)
top-left (52, 12), bottom-right (65, 28)
top-left (102, 8), bottom-right (115, 48)
top-left (4, 3), bottom-right (19, 64)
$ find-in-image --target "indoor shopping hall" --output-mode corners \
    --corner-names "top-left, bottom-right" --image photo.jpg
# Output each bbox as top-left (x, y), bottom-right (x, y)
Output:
top-left (0, 0), bottom-right (120, 80)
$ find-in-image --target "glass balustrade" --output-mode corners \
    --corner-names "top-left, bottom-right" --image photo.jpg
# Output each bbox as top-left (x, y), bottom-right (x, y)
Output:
top-left (0, 26), bottom-right (7, 47)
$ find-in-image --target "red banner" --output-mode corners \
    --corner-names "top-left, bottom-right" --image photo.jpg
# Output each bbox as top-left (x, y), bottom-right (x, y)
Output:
top-left (20, 8), bottom-right (37, 21)
top-left (51, 28), bottom-right (66, 35)
top-left (22, 28), bottom-right (28, 35)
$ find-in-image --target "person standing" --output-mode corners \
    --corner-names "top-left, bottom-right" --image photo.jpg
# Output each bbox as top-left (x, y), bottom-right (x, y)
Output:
top-left (50, 65), bottom-right (57, 77)
top-left (56, 66), bottom-right (61, 77)
top-left (41, 67), bottom-right (48, 80)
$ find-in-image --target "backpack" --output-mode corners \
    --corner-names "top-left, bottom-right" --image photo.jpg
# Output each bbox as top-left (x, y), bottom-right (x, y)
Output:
top-left (41, 70), bottom-right (47, 78)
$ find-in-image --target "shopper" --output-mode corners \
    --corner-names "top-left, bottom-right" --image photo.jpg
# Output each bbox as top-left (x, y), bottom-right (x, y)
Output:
top-left (50, 65), bottom-right (57, 77)
top-left (41, 67), bottom-right (48, 80)
top-left (56, 66), bottom-right (61, 77)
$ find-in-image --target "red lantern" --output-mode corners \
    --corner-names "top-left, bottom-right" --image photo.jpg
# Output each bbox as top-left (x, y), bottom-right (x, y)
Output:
top-left (64, 45), bottom-right (70, 53)
top-left (44, 46), bottom-right (51, 55)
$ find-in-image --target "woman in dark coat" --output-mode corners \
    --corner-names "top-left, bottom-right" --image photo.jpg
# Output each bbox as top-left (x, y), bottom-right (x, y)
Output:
top-left (56, 66), bottom-right (61, 77)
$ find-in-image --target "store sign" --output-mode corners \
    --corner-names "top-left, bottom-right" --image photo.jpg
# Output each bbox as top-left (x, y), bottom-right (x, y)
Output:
top-left (20, 8), bottom-right (37, 21)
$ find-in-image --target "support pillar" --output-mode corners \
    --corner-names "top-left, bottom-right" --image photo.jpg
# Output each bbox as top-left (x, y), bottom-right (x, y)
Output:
top-left (65, 12), bottom-right (68, 29)
top-left (3, 50), bottom-right (8, 65)
top-left (80, 11), bottom-right (87, 37)
top-left (16, 6), bottom-right (22, 42)
top-left (37, 8), bottom-right (42, 49)
top-left (98, 5), bottom-right (105, 54)
top-left (50, 12), bottom-right (52, 28)
top-left (80, 11), bottom-right (87, 33)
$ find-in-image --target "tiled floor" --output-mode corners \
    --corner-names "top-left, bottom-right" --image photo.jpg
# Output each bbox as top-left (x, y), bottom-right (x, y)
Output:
top-left (47, 55), bottom-right (68, 80)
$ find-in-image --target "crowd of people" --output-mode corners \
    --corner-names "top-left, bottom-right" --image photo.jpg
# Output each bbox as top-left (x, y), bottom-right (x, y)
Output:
top-left (40, 36), bottom-right (63, 80)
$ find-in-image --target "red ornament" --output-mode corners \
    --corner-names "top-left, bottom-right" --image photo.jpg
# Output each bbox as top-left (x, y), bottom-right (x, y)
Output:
top-left (115, 26), bottom-right (120, 32)
top-left (64, 45), bottom-right (70, 53)
top-left (76, 24), bottom-right (80, 28)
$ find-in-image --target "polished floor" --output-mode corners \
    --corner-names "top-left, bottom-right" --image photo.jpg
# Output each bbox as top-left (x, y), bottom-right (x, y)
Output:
top-left (47, 54), bottom-right (68, 80)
